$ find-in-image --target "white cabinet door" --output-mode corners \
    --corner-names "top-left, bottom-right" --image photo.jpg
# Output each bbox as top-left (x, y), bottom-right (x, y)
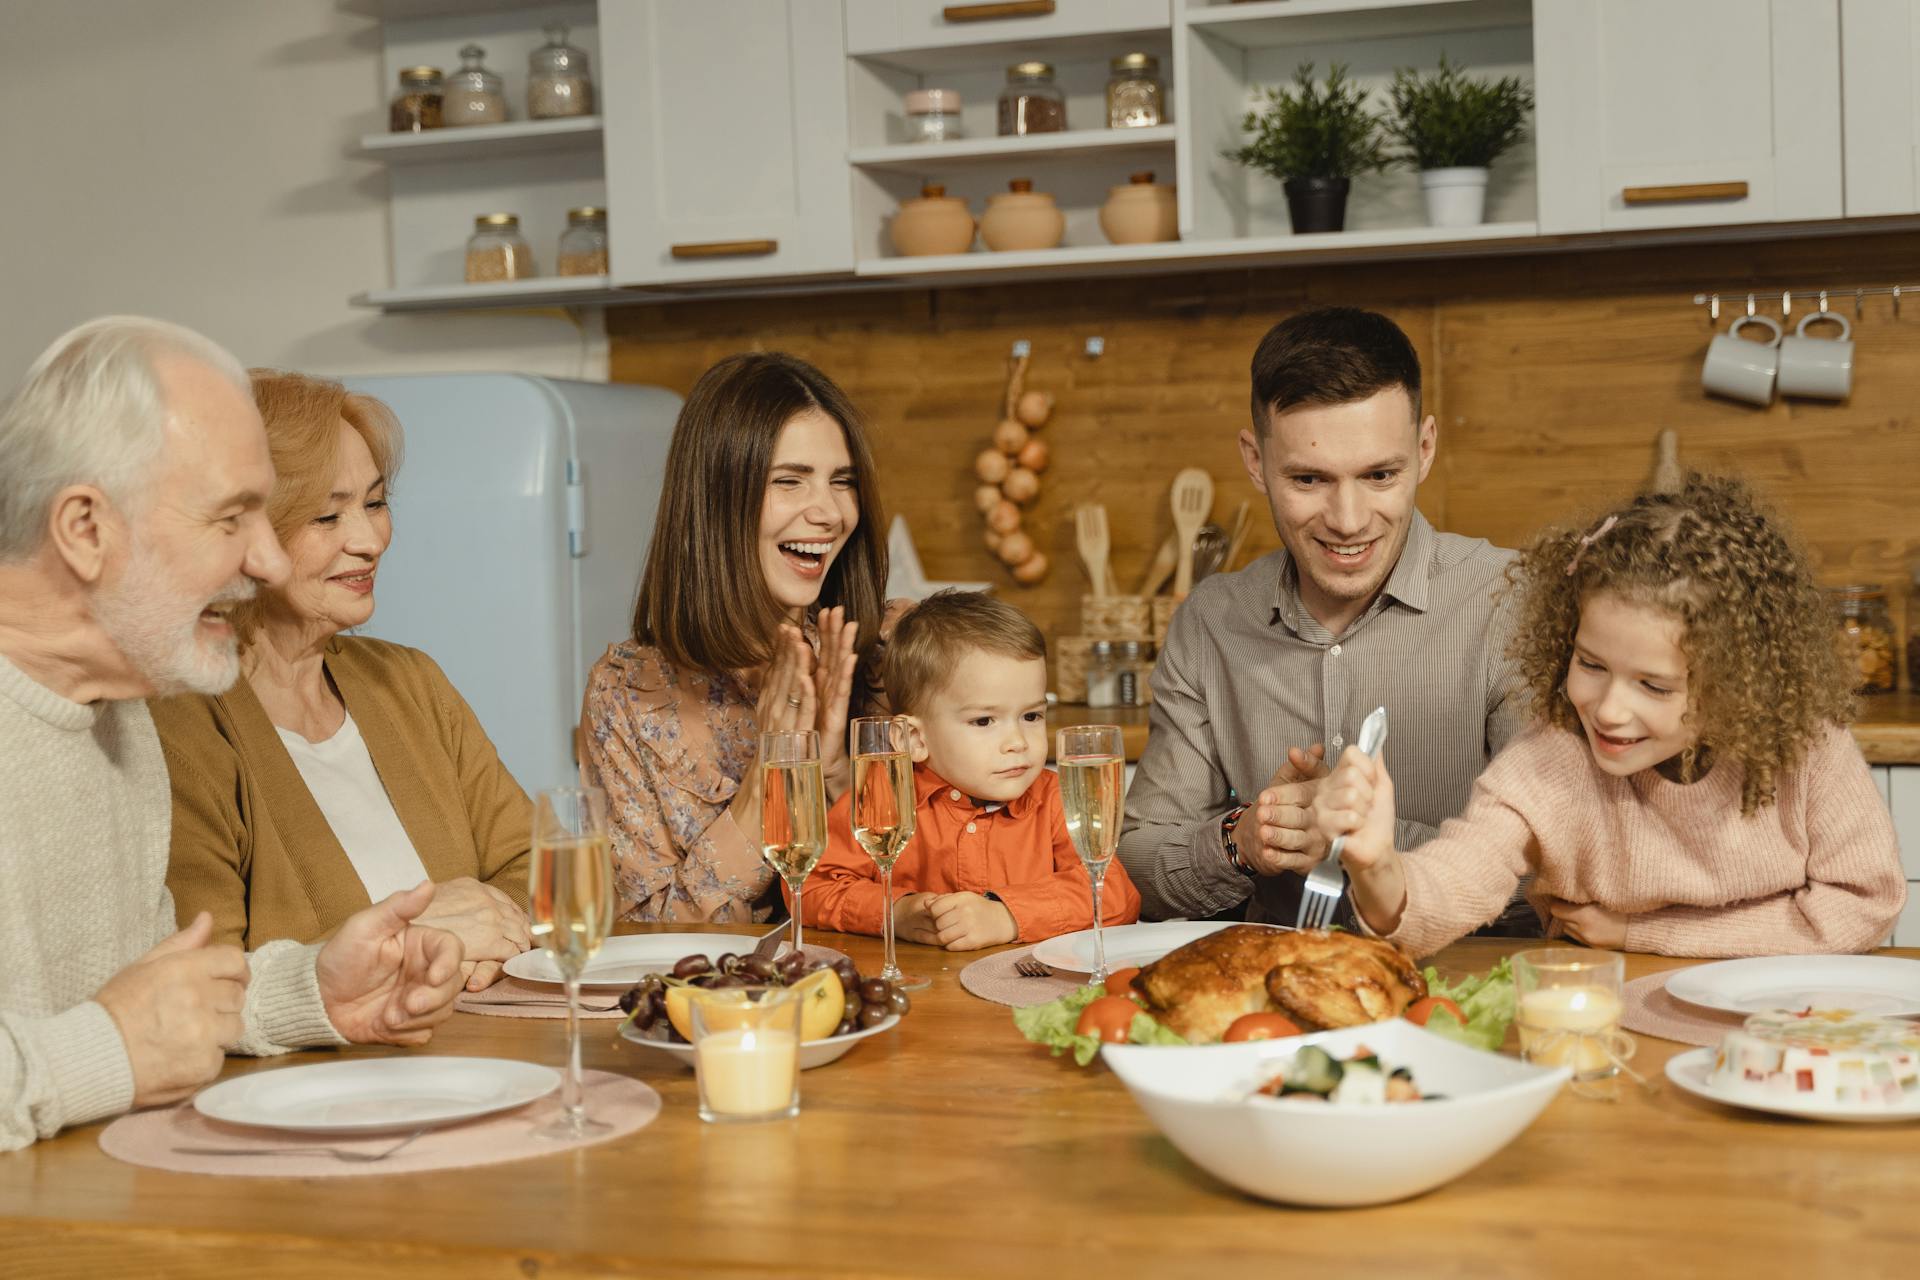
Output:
top-left (1888, 766), bottom-right (1920, 881)
top-left (1841, 0), bottom-right (1920, 215)
top-left (601, 0), bottom-right (853, 285)
top-left (845, 0), bottom-right (1168, 55)
top-left (1535, 0), bottom-right (1843, 233)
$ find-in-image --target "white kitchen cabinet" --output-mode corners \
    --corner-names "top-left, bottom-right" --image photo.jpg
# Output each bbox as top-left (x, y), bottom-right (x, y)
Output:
top-left (599, 0), bottom-right (854, 285)
top-left (1534, 0), bottom-right (1843, 234)
top-left (1840, 0), bottom-right (1920, 216)
top-left (845, 0), bottom-right (1168, 58)
top-left (1880, 764), bottom-right (1920, 945)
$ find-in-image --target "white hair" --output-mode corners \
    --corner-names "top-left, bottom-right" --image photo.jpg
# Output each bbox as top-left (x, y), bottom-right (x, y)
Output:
top-left (0, 316), bottom-right (250, 561)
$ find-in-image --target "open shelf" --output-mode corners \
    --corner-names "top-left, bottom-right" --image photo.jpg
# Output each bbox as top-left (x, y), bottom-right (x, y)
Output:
top-left (1185, 0), bottom-right (1533, 47)
top-left (338, 0), bottom-right (574, 17)
top-left (358, 116), bottom-right (603, 164)
top-left (850, 125), bottom-right (1175, 172)
top-left (351, 275), bottom-right (622, 311)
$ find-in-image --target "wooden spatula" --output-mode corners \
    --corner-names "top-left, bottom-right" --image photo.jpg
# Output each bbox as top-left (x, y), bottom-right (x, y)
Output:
top-left (1075, 504), bottom-right (1112, 600)
top-left (1137, 532), bottom-right (1179, 596)
top-left (1169, 469), bottom-right (1214, 596)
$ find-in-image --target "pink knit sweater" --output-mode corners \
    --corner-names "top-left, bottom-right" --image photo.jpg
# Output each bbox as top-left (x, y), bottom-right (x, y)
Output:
top-left (1385, 723), bottom-right (1906, 959)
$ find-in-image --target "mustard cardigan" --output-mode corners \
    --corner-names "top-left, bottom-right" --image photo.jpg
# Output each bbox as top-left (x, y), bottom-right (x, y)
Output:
top-left (151, 636), bottom-right (531, 949)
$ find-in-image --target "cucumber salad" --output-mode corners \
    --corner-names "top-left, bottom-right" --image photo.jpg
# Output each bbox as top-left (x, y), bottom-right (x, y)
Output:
top-left (1248, 1044), bottom-right (1436, 1105)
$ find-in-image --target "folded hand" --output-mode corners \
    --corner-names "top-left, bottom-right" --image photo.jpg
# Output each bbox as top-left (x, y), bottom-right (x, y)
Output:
top-left (416, 876), bottom-right (532, 991)
top-left (317, 883), bottom-right (465, 1045)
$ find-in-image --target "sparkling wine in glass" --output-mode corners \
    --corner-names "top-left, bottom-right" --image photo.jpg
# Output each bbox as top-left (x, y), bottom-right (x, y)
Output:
top-left (1057, 725), bottom-right (1125, 984)
top-left (851, 716), bottom-right (927, 992)
top-left (760, 730), bottom-right (827, 956)
top-left (529, 786), bottom-right (614, 1139)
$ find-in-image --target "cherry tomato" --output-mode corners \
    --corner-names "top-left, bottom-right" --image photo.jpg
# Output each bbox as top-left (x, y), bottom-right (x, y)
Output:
top-left (1074, 996), bottom-right (1143, 1044)
top-left (1103, 967), bottom-right (1142, 1000)
top-left (1222, 1012), bottom-right (1302, 1042)
top-left (1404, 996), bottom-right (1466, 1027)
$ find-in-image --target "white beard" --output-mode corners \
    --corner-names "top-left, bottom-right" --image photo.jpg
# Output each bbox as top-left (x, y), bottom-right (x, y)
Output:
top-left (93, 539), bottom-right (255, 696)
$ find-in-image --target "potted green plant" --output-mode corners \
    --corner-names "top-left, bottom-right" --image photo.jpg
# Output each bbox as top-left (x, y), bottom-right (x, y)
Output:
top-left (1225, 62), bottom-right (1387, 234)
top-left (1384, 56), bottom-right (1535, 228)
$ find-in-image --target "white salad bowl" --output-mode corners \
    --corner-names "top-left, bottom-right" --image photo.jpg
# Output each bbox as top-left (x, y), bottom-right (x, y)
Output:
top-left (1103, 1020), bottom-right (1568, 1207)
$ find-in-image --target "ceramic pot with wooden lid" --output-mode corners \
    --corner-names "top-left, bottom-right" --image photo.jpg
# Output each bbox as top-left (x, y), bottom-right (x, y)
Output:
top-left (1099, 171), bottom-right (1177, 244)
top-left (889, 184), bottom-right (976, 257)
top-left (980, 179), bottom-right (1065, 252)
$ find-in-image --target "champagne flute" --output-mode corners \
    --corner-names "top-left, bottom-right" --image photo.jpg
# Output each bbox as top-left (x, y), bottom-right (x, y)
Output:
top-left (1057, 724), bottom-right (1125, 984)
top-left (528, 786), bottom-right (614, 1139)
top-left (760, 729), bottom-right (827, 956)
top-left (850, 716), bottom-right (927, 992)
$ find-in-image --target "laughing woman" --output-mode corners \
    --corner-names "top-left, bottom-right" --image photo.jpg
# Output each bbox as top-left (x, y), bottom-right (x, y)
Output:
top-left (580, 352), bottom-right (892, 922)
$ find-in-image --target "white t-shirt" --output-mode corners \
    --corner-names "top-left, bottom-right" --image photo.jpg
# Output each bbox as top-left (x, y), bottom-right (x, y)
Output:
top-left (276, 710), bottom-right (431, 903)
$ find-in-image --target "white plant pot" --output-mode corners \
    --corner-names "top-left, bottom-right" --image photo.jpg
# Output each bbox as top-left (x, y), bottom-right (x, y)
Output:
top-left (1420, 167), bottom-right (1489, 228)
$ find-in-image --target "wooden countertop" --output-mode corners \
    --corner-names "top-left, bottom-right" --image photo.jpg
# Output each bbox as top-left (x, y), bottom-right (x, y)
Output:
top-left (1056, 693), bottom-right (1920, 766)
top-left (9, 927), bottom-right (1919, 1277)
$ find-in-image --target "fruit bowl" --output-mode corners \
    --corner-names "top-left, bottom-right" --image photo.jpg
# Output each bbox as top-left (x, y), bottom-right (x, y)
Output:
top-left (617, 1013), bottom-right (901, 1070)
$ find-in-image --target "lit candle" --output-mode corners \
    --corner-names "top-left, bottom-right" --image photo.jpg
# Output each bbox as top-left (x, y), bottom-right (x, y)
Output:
top-left (1518, 985), bottom-right (1624, 1078)
top-left (691, 990), bottom-right (802, 1123)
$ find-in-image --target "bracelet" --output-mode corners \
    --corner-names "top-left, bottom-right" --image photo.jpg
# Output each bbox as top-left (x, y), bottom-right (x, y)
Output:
top-left (1221, 803), bottom-right (1254, 876)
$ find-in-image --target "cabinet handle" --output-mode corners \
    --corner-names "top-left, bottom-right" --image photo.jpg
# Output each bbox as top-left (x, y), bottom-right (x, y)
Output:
top-left (943, 1), bottom-right (1055, 22)
top-left (669, 239), bottom-right (779, 259)
top-left (1621, 181), bottom-right (1750, 205)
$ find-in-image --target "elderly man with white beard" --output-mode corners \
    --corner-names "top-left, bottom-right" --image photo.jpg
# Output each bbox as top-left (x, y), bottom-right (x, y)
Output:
top-left (0, 317), bottom-right (466, 1150)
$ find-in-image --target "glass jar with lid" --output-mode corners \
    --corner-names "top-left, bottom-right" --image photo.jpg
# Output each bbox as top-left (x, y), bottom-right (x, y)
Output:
top-left (1113, 640), bottom-right (1153, 708)
top-left (444, 44), bottom-right (508, 127)
top-left (1086, 641), bottom-right (1120, 708)
top-left (465, 213), bottom-right (534, 283)
top-left (997, 61), bottom-right (1066, 136)
top-left (1106, 53), bottom-right (1164, 129)
top-left (1827, 585), bottom-right (1896, 694)
top-left (1907, 565), bottom-right (1920, 691)
top-left (527, 23), bottom-right (594, 119)
top-left (556, 207), bottom-right (608, 277)
top-left (904, 88), bottom-right (964, 143)
top-left (389, 66), bottom-right (443, 133)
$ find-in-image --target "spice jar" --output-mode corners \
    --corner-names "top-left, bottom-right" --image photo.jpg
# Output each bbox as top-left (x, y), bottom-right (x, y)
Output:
top-left (444, 44), bottom-right (508, 127)
top-left (904, 88), bottom-right (964, 143)
top-left (1086, 641), bottom-right (1120, 708)
top-left (1113, 639), bottom-right (1153, 708)
top-left (466, 213), bottom-right (534, 283)
top-left (1099, 171), bottom-right (1177, 244)
top-left (556, 206), bottom-right (608, 276)
top-left (997, 62), bottom-right (1066, 136)
top-left (979, 178), bottom-right (1064, 252)
top-left (1106, 53), bottom-right (1164, 129)
top-left (389, 66), bottom-right (443, 133)
top-left (527, 23), bottom-right (594, 119)
top-left (1828, 585), bottom-right (1896, 694)
top-left (889, 184), bottom-right (976, 256)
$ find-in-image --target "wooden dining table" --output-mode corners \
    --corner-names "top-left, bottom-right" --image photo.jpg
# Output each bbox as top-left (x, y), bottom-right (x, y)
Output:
top-left (5, 927), bottom-right (1917, 1278)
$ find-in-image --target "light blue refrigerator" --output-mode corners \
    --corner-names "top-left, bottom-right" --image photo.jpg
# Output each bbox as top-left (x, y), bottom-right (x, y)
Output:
top-left (340, 374), bottom-right (682, 794)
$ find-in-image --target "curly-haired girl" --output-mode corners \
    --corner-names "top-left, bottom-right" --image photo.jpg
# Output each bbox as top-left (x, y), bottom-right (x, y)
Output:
top-left (1312, 473), bottom-right (1905, 957)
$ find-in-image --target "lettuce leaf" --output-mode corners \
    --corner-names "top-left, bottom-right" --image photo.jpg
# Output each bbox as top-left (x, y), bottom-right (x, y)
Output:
top-left (1011, 984), bottom-right (1186, 1066)
top-left (1419, 957), bottom-right (1516, 1053)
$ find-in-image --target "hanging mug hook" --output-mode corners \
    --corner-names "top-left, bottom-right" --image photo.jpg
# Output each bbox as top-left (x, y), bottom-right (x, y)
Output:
top-left (1709, 293), bottom-right (1721, 323)
top-left (1895, 285), bottom-right (1903, 318)
top-left (1745, 293), bottom-right (1756, 318)
top-left (1782, 289), bottom-right (1792, 317)
top-left (1818, 289), bottom-right (1829, 314)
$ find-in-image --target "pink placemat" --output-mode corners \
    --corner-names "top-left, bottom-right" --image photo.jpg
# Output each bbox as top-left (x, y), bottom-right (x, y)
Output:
top-left (1622, 970), bottom-right (1743, 1047)
top-left (961, 949), bottom-right (1088, 1007)
top-left (456, 944), bottom-right (851, 1019)
top-left (98, 1069), bottom-right (658, 1178)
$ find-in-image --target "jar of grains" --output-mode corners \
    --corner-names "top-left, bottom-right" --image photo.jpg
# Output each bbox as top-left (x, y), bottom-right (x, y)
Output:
top-left (1828, 585), bottom-right (1897, 694)
top-left (904, 88), bottom-right (964, 143)
top-left (466, 213), bottom-right (534, 283)
top-left (527, 23), bottom-right (593, 119)
top-left (389, 66), bottom-right (443, 132)
top-left (556, 206), bottom-right (608, 276)
top-left (1106, 53), bottom-right (1163, 128)
top-left (997, 61), bottom-right (1066, 136)
top-left (444, 44), bottom-right (508, 126)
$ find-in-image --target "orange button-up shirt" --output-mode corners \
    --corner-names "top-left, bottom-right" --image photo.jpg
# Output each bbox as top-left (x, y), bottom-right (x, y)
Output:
top-left (793, 763), bottom-right (1141, 943)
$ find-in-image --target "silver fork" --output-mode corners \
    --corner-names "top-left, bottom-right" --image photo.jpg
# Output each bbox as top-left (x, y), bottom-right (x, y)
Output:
top-left (473, 997), bottom-right (622, 1011)
top-left (1014, 956), bottom-right (1054, 977)
top-left (1296, 706), bottom-right (1389, 931)
top-left (172, 1125), bottom-right (430, 1163)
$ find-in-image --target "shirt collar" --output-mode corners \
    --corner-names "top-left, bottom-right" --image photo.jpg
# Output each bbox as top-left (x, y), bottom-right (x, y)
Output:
top-left (1269, 510), bottom-right (1436, 635)
top-left (915, 762), bottom-right (1043, 818)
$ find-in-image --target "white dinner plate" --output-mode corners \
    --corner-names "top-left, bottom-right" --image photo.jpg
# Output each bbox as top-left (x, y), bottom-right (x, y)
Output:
top-left (1664, 1048), bottom-right (1920, 1124)
top-left (618, 1013), bottom-right (900, 1071)
top-left (1029, 920), bottom-right (1288, 975)
top-left (1663, 956), bottom-right (1920, 1018)
top-left (193, 1057), bottom-right (559, 1134)
top-left (504, 932), bottom-right (755, 988)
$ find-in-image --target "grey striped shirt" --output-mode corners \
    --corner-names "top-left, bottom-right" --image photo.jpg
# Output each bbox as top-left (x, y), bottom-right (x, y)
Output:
top-left (1117, 512), bottom-right (1529, 925)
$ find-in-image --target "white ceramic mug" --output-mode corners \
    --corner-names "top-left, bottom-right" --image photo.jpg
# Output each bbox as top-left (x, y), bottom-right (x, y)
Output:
top-left (1701, 314), bottom-right (1783, 406)
top-left (1776, 312), bottom-right (1854, 401)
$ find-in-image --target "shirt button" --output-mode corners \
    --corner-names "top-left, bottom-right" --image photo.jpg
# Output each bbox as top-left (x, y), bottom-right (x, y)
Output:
top-left (949, 789), bottom-right (962, 801)
top-left (966, 822), bottom-right (977, 833)
top-left (1329, 644), bottom-right (1342, 656)
top-left (1332, 735), bottom-right (1345, 749)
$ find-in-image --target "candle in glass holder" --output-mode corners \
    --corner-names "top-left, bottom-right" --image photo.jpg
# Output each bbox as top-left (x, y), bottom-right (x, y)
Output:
top-left (691, 989), bottom-right (801, 1123)
top-left (1514, 947), bottom-right (1628, 1082)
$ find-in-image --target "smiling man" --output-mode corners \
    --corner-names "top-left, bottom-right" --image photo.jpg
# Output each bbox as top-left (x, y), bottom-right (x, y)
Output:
top-left (1117, 307), bottom-right (1530, 928)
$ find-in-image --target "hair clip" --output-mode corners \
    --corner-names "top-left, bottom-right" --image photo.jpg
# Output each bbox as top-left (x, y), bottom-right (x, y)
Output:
top-left (1564, 514), bottom-right (1619, 576)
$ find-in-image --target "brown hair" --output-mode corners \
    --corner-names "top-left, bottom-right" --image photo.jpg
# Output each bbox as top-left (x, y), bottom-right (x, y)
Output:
top-left (228, 369), bottom-right (402, 645)
top-left (630, 352), bottom-right (889, 680)
top-left (1508, 471), bottom-right (1855, 814)
top-left (1248, 306), bottom-right (1422, 437)
top-left (882, 590), bottom-right (1046, 715)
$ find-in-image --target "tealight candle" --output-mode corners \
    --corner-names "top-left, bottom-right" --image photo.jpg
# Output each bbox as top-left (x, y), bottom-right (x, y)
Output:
top-left (691, 989), bottom-right (801, 1123)
top-left (1513, 948), bottom-right (1630, 1083)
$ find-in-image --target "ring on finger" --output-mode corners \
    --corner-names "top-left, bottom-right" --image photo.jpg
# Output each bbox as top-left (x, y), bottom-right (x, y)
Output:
top-left (787, 694), bottom-right (804, 708)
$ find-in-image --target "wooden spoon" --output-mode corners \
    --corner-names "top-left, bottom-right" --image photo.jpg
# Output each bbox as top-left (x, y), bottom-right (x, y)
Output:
top-left (1074, 503), bottom-right (1112, 600)
top-left (1169, 469), bottom-right (1214, 597)
top-left (1137, 531), bottom-right (1179, 596)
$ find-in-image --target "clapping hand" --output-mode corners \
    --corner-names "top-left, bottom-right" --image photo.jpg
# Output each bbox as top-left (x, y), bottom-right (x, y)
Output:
top-left (316, 882), bottom-right (465, 1046)
top-left (1233, 744), bottom-right (1332, 875)
top-left (812, 606), bottom-right (860, 801)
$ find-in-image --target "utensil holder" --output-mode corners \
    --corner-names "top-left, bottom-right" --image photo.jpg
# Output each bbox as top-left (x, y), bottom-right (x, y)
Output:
top-left (1081, 593), bottom-right (1151, 639)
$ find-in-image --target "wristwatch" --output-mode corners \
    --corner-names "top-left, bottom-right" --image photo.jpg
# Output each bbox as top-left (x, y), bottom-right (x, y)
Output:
top-left (1221, 803), bottom-right (1255, 876)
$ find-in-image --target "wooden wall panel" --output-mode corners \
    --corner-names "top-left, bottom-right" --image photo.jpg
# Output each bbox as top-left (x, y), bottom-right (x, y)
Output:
top-left (609, 228), bottom-right (1920, 680)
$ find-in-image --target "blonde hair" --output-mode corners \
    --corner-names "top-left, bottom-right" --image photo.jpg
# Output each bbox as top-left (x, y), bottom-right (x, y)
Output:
top-left (226, 369), bottom-right (403, 645)
top-left (882, 590), bottom-right (1046, 715)
top-left (1508, 472), bottom-right (1854, 814)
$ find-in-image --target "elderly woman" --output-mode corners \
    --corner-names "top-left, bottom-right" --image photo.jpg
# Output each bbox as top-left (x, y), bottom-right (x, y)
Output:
top-left (151, 370), bottom-right (532, 989)
top-left (580, 352), bottom-right (897, 923)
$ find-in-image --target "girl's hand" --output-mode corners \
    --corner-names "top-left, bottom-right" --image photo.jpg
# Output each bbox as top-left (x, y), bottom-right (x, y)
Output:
top-left (812, 606), bottom-right (860, 801)
top-left (1311, 747), bottom-right (1397, 874)
top-left (1548, 901), bottom-right (1628, 950)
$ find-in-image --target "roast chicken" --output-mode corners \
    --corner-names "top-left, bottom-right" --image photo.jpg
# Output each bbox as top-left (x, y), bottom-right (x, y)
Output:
top-left (1137, 926), bottom-right (1427, 1043)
